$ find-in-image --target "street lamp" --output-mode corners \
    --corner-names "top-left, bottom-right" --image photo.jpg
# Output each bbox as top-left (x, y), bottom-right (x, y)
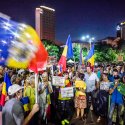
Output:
top-left (81, 35), bottom-right (95, 49)
top-left (81, 36), bottom-right (86, 40)
top-left (86, 35), bottom-right (90, 39)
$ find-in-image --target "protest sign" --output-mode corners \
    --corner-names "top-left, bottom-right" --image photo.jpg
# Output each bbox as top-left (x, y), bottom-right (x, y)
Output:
top-left (53, 76), bottom-right (65, 86)
top-left (61, 87), bottom-right (74, 98)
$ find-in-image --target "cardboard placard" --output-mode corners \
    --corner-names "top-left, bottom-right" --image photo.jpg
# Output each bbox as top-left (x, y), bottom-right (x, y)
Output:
top-left (61, 87), bottom-right (74, 98)
top-left (53, 76), bottom-right (65, 86)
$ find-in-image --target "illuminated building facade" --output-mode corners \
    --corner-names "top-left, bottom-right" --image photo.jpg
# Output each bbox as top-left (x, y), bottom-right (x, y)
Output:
top-left (35, 6), bottom-right (55, 41)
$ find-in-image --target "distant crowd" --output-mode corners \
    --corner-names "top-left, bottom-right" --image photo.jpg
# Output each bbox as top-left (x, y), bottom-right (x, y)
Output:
top-left (0, 63), bottom-right (125, 125)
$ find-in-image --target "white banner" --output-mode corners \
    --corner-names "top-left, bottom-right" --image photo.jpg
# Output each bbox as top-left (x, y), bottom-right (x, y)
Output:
top-left (61, 87), bottom-right (74, 98)
top-left (52, 76), bottom-right (65, 86)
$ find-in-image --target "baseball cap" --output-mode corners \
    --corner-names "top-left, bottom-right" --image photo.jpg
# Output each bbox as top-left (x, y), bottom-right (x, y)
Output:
top-left (8, 84), bottom-right (23, 95)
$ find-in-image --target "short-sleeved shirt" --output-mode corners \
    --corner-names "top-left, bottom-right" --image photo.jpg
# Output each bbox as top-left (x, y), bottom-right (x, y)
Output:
top-left (84, 72), bottom-right (99, 92)
top-left (39, 82), bottom-right (53, 105)
top-left (100, 81), bottom-right (111, 91)
top-left (108, 75), bottom-right (114, 82)
top-left (24, 86), bottom-right (35, 110)
top-left (75, 80), bottom-right (86, 97)
top-left (2, 98), bottom-right (24, 125)
top-left (97, 70), bottom-right (101, 79)
top-left (109, 83), bottom-right (123, 104)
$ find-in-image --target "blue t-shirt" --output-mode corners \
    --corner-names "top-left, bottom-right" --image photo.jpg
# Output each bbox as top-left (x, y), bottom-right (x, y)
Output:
top-left (97, 70), bottom-right (101, 79)
top-left (110, 83), bottom-right (123, 104)
top-left (108, 75), bottom-right (114, 82)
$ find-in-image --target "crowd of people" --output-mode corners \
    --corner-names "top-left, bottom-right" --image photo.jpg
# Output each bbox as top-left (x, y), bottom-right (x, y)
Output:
top-left (0, 63), bottom-right (125, 125)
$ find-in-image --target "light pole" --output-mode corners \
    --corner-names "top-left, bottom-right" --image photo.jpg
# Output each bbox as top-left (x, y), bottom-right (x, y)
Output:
top-left (81, 35), bottom-right (95, 50)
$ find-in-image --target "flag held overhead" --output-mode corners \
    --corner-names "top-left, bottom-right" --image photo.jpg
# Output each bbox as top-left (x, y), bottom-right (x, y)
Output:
top-left (58, 35), bottom-right (73, 71)
top-left (0, 17), bottom-right (48, 73)
top-left (85, 44), bottom-right (94, 67)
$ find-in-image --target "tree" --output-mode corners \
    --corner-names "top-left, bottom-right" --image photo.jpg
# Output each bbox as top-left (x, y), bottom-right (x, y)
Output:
top-left (95, 44), bottom-right (117, 63)
top-left (42, 39), bottom-right (62, 60)
top-left (73, 44), bottom-right (80, 62)
top-left (82, 47), bottom-right (88, 57)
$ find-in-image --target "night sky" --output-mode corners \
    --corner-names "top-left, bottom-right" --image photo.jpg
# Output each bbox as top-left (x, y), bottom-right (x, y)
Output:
top-left (0, 0), bottom-right (125, 42)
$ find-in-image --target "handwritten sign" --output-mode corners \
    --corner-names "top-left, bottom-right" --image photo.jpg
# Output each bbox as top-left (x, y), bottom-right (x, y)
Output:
top-left (61, 87), bottom-right (74, 98)
top-left (53, 76), bottom-right (65, 86)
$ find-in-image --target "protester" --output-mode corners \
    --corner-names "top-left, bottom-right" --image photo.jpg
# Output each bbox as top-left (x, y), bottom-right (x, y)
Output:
top-left (84, 65), bottom-right (99, 123)
top-left (58, 71), bottom-right (73, 125)
top-left (74, 73), bottom-right (86, 120)
top-left (1, 63), bottom-right (125, 125)
top-left (108, 69), bottom-right (119, 82)
top-left (2, 84), bottom-right (39, 125)
top-left (96, 72), bottom-right (111, 123)
top-left (108, 75), bottom-right (124, 125)
top-left (39, 71), bottom-right (53, 124)
top-left (24, 75), bottom-right (35, 111)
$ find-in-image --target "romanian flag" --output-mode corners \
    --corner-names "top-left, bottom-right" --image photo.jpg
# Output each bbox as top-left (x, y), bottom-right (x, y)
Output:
top-left (58, 35), bottom-right (73, 71)
top-left (85, 44), bottom-right (94, 68)
top-left (0, 73), bottom-right (12, 106)
top-left (0, 16), bottom-right (48, 73)
top-left (20, 97), bottom-right (30, 112)
top-left (28, 42), bottom-right (48, 73)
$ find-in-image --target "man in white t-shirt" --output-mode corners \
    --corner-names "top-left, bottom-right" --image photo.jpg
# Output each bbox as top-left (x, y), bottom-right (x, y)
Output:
top-left (84, 66), bottom-right (99, 122)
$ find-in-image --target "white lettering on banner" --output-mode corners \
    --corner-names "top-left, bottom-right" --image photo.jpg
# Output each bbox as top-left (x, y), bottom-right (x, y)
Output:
top-left (61, 87), bottom-right (74, 98)
top-left (52, 76), bottom-right (65, 86)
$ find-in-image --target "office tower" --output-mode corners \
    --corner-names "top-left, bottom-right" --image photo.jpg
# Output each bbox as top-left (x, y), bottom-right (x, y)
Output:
top-left (35, 6), bottom-right (55, 41)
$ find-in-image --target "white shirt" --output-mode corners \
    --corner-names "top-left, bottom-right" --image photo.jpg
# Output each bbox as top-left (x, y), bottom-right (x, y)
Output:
top-left (39, 82), bottom-right (53, 105)
top-left (85, 72), bottom-right (99, 92)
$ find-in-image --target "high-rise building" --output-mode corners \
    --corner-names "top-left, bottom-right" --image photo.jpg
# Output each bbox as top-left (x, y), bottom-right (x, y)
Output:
top-left (35, 6), bottom-right (55, 41)
top-left (116, 22), bottom-right (125, 40)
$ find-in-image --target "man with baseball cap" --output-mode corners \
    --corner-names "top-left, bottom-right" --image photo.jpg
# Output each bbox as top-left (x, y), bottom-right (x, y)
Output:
top-left (2, 84), bottom-right (39, 125)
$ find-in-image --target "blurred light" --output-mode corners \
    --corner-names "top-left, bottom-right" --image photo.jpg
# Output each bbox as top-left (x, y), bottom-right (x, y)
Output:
top-left (116, 25), bottom-right (121, 30)
top-left (121, 22), bottom-right (125, 25)
top-left (86, 35), bottom-right (90, 38)
top-left (91, 37), bottom-right (95, 40)
top-left (81, 36), bottom-right (86, 40)
top-left (0, 49), bottom-right (2, 52)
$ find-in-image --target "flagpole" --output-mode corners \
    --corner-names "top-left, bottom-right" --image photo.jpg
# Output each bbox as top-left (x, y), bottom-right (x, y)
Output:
top-left (35, 73), bottom-right (38, 104)
top-left (73, 56), bottom-right (76, 71)
top-left (51, 65), bottom-right (54, 85)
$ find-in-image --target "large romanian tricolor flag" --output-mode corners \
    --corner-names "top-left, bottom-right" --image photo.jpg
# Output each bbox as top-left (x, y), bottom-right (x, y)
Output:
top-left (0, 16), bottom-right (48, 73)
top-left (58, 35), bottom-right (73, 71)
top-left (0, 73), bottom-right (12, 106)
top-left (85, 44), bottom-right (94, 69)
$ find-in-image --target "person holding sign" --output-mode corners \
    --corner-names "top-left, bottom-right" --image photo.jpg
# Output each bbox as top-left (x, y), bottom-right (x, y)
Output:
top-left (58, 71), bottom-right (73, 125)
top-left (74, 73), bottom-right (86, 121)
